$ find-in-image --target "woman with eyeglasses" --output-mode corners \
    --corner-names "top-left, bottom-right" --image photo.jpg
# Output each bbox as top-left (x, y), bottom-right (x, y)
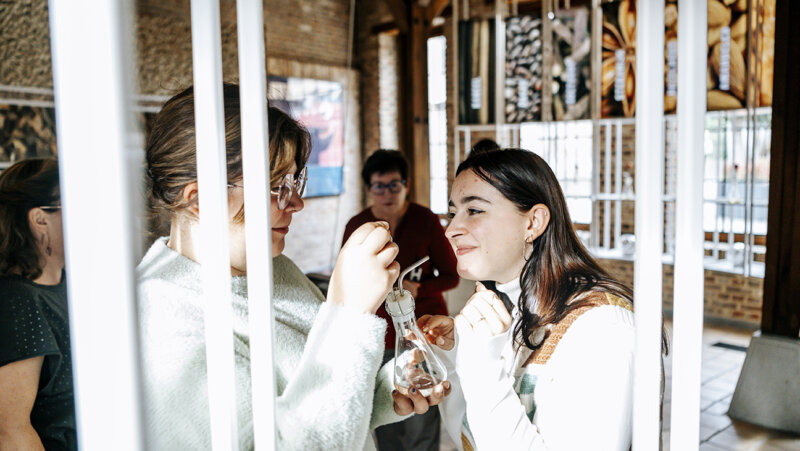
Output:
top-left (138, 84), bottom-right (448, 450)
top-left (0, 158), bottom-right (77, 450)
top-left (342, 149), bottom-right (459, 451)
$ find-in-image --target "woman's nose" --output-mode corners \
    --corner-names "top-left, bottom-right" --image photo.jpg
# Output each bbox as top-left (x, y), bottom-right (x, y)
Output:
top-left (285, 188), bottom-right (304, 213)
top-left (445, 217), bottom-right (463, 240)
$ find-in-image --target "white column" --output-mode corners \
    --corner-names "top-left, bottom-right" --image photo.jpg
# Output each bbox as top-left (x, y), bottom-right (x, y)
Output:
top-left (236, 1), bottom-right (277, 449)
top-left (633, 0), bottom-right (665, 449)
top-left (670, 0), bottom-right (707, 449)
top-left (47, 0), bottom-right (144, 449)
top-left (190, 0), bottom-right (239, 449)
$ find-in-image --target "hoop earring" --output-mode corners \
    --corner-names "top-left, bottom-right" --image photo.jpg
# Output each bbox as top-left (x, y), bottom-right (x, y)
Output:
top-left (522, 237), bottom-right (532, 262)
top-left (44, 232), bottom-right (52, 257)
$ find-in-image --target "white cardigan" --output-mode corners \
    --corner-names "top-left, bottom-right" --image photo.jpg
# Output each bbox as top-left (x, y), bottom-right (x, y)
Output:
top-left (137, 237), bottom-right (405, 450)
top-left (437, 279), bottom-right (635, 450)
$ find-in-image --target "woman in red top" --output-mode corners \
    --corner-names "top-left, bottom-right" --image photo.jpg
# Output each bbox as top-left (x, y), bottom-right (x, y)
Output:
top-left (342, 149), bottom-right (458, 451)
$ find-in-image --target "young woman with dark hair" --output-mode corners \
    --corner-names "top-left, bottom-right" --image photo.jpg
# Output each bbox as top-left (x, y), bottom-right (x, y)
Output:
top-left (421, 149), bottom-right (658, 450)
top-left (138, 84), bottom-right (447, 450)
top-left (0, 158), bottom-right (77, 450)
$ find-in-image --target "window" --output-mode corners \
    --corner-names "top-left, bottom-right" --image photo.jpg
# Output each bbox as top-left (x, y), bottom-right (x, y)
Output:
top-left (428, 35), bottom-right (449, 214)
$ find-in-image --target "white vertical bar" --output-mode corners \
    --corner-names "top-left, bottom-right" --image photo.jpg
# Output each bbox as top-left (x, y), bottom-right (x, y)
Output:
top-left (47, 0), bottom-right (144, 449)
top-left (726, 116), bottom-right (734, 263)
top-left (670, 0), bottom-right (707, 448)
top-left (604, 123), bottom-right (612, 250)
top-left (465, 130), bottom-right (471, 157)
top-left (633, 0), bottom-right (665, 449)
top-left (454, 128), bottom-right (461, 170)
top-left (190, 0), bottom-right (239, 449)
top-left (712, 115), bottom-right (720, 260)
top-left (236, 1), bottom-right (276, 449)
top-left (615, 121), bottom-right (622, 245)
top-left (453, 0), bottom-right (459, 134)
top-left (495, 0), bottom-right (505, 145)
top-left (592, 121), bottom-right (601, 248)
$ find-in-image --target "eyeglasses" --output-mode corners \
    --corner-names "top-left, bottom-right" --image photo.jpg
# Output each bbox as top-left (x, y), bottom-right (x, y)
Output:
top-left (39, 205), bottom-right (61, 212)
top-left (228, 166), bottom-right (307, 210)
top-left (369, 179), bottom-right (406, 195)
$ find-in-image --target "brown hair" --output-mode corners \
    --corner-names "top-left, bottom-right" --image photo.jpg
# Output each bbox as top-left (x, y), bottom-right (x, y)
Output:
top-left (456, 149), bottom-right (668, 354)
top-left (0, 158), bottom-right (61, 279)
top-left (145, 83), bottom-right (311, 223)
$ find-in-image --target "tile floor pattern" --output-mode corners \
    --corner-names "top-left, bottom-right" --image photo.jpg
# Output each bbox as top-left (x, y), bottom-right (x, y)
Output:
top-left (662, 322), bottom-right (800, 450)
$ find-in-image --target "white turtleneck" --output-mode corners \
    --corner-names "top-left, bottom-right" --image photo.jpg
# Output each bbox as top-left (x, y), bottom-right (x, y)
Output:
top-left (436, 278), bottom-right (635, 451)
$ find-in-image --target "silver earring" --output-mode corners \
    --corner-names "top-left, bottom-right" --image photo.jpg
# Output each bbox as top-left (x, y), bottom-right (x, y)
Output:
top-left (522, 237), bottom-right (532, 261)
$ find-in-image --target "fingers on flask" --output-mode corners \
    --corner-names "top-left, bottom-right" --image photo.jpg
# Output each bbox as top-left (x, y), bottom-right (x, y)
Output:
top-left (385, 256), bottom-right (447, 396)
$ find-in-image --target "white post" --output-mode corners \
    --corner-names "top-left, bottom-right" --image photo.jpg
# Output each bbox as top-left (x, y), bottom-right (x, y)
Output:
top-left (47, 0), bottom-right (144, 449)
top-left (670, 0), bottom-right (707, 449)
top-left (190, 0), bottom-right (239, 449)
top-left (236, 1), bottom-right (277, 449)
top-left (633, 0), bottom-right (665, 449)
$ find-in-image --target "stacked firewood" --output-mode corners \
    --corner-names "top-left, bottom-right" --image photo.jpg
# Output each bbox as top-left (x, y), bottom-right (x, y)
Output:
top-left (504, 15), bottom-right (542, 122)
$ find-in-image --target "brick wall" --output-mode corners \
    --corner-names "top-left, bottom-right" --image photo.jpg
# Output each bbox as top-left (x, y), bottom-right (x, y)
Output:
top-left (1, 0), bottom-right (363, 272)
top-left (355, 1), bottom-right (395, 161)
top-left (598, 258), bottom-right (763, 329)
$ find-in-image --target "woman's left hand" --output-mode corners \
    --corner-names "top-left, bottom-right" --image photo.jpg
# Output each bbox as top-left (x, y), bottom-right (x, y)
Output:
top-left (455, 282), bottom-right (513, 338)
top-left (392, 381), bottom-right (452, 415)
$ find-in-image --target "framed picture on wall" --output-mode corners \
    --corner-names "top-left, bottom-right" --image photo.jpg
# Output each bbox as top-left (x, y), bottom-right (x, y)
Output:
top-left (268, 76), bottom-right (344, 197)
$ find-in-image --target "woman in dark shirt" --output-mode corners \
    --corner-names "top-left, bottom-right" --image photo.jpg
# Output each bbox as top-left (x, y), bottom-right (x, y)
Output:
top-left (0, 158), bottom-right (76, 450)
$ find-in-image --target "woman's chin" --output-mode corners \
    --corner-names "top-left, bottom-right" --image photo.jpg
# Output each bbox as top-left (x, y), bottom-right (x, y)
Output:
top-left (271, 238), bottom-right (285, 257)
top-left (456, 265), bottom-right (481, 281)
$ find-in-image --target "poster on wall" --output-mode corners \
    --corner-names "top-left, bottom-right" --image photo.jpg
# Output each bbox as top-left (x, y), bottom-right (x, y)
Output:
top-left (0, 104), bottom-right (58, 171)
top-left (458, 18), bottom-right (496, 125)
top-left (268, 76), bottom-right (344, 197)
top-left (551, 5), bottom-right (591, 121)
top-left (601, 0), bottom-right (636, 118)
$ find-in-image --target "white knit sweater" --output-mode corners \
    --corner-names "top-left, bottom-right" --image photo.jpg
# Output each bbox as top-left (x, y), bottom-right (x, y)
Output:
top-left (437, 279), bottom-right (635, 450)
top-left (137, 237), bottom-right (405, 450)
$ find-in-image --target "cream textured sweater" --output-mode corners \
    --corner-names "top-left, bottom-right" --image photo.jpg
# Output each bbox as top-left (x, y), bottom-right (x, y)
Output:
top-left (137, 237), bottom-right (405, 450)
top-left (438, 279), bottom-right (635, 450)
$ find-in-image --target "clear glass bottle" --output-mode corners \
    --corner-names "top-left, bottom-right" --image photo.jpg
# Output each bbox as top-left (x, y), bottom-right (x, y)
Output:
top-left (384, 257), bottom-right (448, 396)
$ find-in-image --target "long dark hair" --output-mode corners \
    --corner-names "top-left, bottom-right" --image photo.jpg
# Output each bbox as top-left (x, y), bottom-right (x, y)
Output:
top-left (0, 158), bottom-right (61, 279)
top-left (456, 149), bottom-right (658, 352)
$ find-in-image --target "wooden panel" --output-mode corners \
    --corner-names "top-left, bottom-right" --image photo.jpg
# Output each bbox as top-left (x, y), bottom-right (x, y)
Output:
top-left (761, 0), bottom-right (800, 338)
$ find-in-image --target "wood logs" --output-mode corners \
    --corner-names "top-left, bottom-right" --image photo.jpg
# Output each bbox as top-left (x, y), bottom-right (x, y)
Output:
top-left (504, 15), bottom-right (542, 122)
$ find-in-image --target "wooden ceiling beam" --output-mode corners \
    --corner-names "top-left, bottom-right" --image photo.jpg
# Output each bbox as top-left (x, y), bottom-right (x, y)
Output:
top-left (425, 0), bottom-right (450, 22)
top-left (383, 0), bottom-right (410, 34)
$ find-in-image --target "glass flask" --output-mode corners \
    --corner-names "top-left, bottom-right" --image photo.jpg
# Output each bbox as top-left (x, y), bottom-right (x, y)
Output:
top-left (384, 256), bottom-right (448, 396)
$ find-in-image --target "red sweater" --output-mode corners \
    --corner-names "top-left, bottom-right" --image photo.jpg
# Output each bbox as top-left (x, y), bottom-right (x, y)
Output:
top-left (342, 202), bottom-right (459, 349)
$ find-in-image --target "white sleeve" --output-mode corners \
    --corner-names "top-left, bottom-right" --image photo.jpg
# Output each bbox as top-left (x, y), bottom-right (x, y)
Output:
top-left (458, 307), bottom-right (634, 451)
top-left (275, 302), bottom-right (388, 450)
top-left (433, 322), bottom-right (466, 450)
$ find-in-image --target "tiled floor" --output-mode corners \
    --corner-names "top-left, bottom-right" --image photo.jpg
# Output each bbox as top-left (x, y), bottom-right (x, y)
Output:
top-left (662, 322), bottom-right (800, 450)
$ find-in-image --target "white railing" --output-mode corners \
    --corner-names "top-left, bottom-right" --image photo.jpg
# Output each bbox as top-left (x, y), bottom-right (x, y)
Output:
top-left (48, 0), bottom-right (278, 448)
top-left (670, 0), bottom-right (707, 448)
top-left (48, 0), bottom-right (145, 449)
